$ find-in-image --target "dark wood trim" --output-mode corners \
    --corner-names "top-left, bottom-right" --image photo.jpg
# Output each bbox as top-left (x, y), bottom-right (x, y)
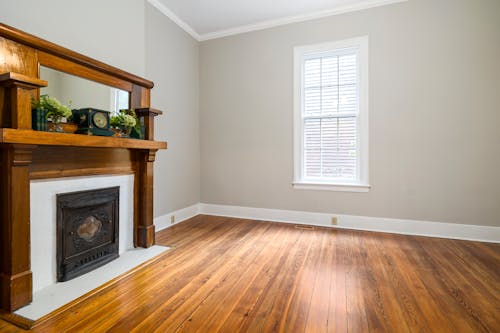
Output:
top-left (0, 72), bottom-right (47, 130)
top-left (0, 310), bottom-right (34, 330)
top-left (0, 144), bottom-right (36, 311)
top-left (136, 108), bottom-right (163, 116)
top-left (30, 168), bottom-right (135, 180)
top-left (0, 72), bottom-right (47, 87)
top-left (136, 149), bottom-right (157, 247)
top-left (30, 147), bottom-right (137, 179)
top-left (0, 128), bottom-right (167, 149)
top-left (135, 108), bottom-right (162, 140)
top-left (0, 23), bottom-right (153, 89)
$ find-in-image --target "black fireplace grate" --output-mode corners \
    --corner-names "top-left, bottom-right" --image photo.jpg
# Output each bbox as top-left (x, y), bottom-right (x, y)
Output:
top-left (56, 186), bottom-right (119, 282)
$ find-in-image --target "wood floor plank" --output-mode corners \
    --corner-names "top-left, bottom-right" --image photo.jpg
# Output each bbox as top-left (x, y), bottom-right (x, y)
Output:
top-left (131, 221), bottom-right (279, 332)
top-left (345, 231), bottom-right (371, 333)
top-left (160, 222), bottom-right (277, 332)
top-left (174, 222), bottom-right (279, 332)
top-left (0, 215), bottom-right (498, 333)
top-left (327, 230), bottom-right (348, 333)
top-left (66, 218), bottom-right (258, 333)
top-left (355, 233), bottom-right (395, 333)
top-left (371, 234), bottom-right (437, 332)
top-left (282, 231), bottom-right (320, 332)
top-left (408, 236), bottom-right (491, 333)
top-left (382, 234), bottom-right (458, 331)
top-left (440, 240), bottom-right (500, 300)
top-left (224, 226), bottom-right (308, 333)
top-left (257, 228), bottom-right (315, 333)
top-left (38, 216), bottom-right (253, 332)
top-left (416, 237), bottom-right (498, 332)
top-left (303, 229), bottom-right (332, 333)
top-left (362, 237), bottom-right (413, 333)
top-left (213, 224), bottom-right (306, 333)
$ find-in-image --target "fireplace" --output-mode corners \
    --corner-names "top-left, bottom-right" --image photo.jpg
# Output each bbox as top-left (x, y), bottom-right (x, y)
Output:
top-left (0, 23), bottom-right (166, 314)
top-left (56, 187), bottom-right (120, 281)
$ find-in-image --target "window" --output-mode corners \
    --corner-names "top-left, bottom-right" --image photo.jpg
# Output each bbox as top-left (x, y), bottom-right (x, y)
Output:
top-left (293, 37), bottom-right (369, 192)
top-left (111, 88), bottom-right (129, 114)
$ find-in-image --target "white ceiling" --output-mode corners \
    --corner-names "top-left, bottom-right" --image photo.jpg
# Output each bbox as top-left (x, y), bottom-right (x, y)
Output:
top-left (149, 0), bottom-right (406, 41)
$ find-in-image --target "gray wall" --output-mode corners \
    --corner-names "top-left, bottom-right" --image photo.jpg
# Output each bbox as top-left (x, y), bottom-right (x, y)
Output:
top-left (2, 0), bottom-right (499, 227)
top-left (0, 0), bottom-right (201, 219)
top-left (200, 0), bottom-right (500, 227)
top-left (146, 4), bottom-right (200, 216)
top-left (0, 0), bottom-right (145, 76)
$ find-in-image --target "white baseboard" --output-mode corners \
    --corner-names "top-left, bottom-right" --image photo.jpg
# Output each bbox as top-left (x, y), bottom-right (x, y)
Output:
top-left (154, 204), bottom-right (200, 231)
top-left (198, 203), bottom-right (500, 243)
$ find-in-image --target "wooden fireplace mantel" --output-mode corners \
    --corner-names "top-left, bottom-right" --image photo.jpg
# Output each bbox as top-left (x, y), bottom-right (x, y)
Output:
top-left (0, 128), bottom-right (167, 149)
top-left (0, 23), bottom-right (167, 313)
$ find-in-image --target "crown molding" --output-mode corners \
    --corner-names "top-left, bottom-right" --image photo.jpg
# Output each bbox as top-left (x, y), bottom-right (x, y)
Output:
top-left (199, 0), bottom-right (407, 41)
top-left (147, 0), bottom-right (201, 41)
top-left (148, 0), bottom-right (408, 42)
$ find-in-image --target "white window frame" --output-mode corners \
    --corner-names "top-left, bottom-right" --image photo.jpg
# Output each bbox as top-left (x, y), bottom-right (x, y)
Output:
top-left (293, 36), bottom-right (370, 192)
top-left (110, 88), bottom-right (129, 115)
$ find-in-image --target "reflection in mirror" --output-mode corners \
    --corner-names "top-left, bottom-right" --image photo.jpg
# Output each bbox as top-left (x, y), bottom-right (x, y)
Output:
top-left (40, 66), bottom-right (129, 114)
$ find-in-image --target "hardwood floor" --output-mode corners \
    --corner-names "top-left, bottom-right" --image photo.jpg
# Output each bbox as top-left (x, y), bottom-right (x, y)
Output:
top-left (1, 215), bottom-right (499, 332)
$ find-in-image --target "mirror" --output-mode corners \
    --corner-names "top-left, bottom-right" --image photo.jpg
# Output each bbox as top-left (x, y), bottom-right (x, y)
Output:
top-left (40, 66), bottom-right (129, 114)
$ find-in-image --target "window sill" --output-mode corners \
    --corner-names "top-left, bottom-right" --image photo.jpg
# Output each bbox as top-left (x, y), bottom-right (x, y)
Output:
top-left (292, 182), bottom-right (371, 192)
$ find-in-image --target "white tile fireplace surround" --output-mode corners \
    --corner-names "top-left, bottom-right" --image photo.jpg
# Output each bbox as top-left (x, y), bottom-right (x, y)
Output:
top-left (30, 175), bottom-right (134, 292)
top-left (16, 175), bottom-right (169, 320)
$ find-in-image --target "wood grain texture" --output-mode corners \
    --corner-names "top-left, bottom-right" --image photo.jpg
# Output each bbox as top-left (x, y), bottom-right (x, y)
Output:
top-left (0, 37), bottom-right (37, 77)
top-left (135, 108), bottom-right (162, 140)
top-left (0, 216), bottom-right (498, 332)
top-left (131, 84), bottom-right (149, 109)
top-left (0, 144), bottom-right (36, 312)
top-left (0, 72), bottom-right (47, 130)
top-left (30, 147), bottom-right (135, 179)
top-left (0, 128), bottom-right (167, 150)
top-left (0, 73), bottom-right (47, 88)
top-left (136, 149), bottom-right (157, 247)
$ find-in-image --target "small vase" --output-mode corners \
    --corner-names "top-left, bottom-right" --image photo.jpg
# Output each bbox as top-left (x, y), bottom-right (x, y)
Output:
top-left (112, 127), bottom-right (132, 138)
top-left (120, 127), bottom-right (132, 138)
top-left (48, 117), bottom-right (64, 132)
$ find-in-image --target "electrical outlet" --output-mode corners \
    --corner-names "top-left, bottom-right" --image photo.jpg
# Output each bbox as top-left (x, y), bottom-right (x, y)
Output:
top-left (331, 216), bottom-right (338, 225)
top-left (170, 215), bottom-right (175, 224)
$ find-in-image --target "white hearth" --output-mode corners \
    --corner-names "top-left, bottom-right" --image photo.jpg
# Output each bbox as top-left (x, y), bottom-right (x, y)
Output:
top-left (30, 175), bottom-right (135, 292)
top-left (15, 175), bottom-right (170, 321)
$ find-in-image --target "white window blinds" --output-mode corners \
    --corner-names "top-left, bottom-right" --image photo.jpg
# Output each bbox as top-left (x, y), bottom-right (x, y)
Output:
top-left (302, 50), bottom-right (359, 182)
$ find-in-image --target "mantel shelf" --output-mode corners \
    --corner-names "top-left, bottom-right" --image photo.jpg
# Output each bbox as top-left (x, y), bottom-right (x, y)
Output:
top-left (0, 128), bottom-right (167, 150)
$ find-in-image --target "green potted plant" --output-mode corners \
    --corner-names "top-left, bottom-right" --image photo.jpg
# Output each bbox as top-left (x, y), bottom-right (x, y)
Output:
top-left (128, 109), bottom-right (144, 139)
top-left (32, 95), bottom-right (72, 132)
top-left (110, 109), bottom-right (138, 137)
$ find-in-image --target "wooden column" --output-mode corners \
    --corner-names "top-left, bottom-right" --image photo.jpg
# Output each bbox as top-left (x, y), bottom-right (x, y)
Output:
top-left (0, 72), bottom-right (47, 129)
top-left (136, 149), bottom-right (157, 248)
top-left (134, 108), bottom-right (162, 248)
top-left (0, 144), bottom-right (36, 311)
top-left (135, 108), bottom-right (163, 141)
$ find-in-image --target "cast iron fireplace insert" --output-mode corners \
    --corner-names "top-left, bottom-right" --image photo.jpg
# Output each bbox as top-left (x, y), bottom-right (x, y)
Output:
top-left (56, 186), bottom-right (120, 282)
